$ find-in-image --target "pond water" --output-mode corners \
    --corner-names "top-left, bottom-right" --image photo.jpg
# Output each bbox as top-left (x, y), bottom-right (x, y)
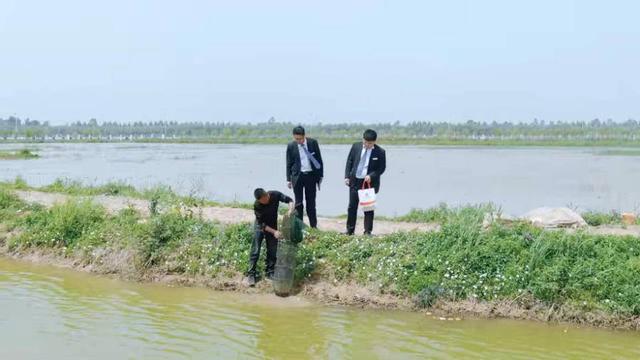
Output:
top-left (0, 143), bottom-right (639, 216)
top-left (1, 257), bottom-right (639, 359)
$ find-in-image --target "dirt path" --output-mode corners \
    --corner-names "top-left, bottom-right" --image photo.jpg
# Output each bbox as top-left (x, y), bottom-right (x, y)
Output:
top-left (14, 190), bottom-right (439, 235)
top-left (13, 190), bottom-right (640, 237)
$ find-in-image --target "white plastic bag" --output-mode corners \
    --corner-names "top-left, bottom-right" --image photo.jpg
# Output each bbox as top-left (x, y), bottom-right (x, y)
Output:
top-left (358, 182), bottom-right (376, 212)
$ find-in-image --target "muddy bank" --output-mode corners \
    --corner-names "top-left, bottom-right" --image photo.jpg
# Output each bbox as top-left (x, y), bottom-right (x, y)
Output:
top-left (1, 241), bottom-right (638, 331)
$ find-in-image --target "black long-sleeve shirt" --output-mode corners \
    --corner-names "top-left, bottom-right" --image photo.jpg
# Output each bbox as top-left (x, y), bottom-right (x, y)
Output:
top-left (254, 191), bottom-right (292, 232)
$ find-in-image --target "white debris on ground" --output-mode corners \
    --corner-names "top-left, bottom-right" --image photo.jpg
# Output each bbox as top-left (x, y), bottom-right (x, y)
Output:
top-left (520, 207), bottom-right (588, 228)
top-left (483, 207), bottom-right (589, 229)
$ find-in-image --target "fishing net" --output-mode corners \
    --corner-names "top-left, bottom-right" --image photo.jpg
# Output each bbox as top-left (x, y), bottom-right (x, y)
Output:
top-left (280, 212), bottom-right (305, 244)
top-left (273, 212), bottom-right (305, 296)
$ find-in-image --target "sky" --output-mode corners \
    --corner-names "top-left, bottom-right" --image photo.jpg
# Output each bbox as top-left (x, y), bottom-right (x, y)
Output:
top-left (1, 0), bottom-right (638, 124)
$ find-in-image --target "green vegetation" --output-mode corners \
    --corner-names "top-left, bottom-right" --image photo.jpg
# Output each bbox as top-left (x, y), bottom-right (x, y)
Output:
top-left (3, 116), bottom-right (640, 147)
top-left (582, 211), bottom-right (623, 227)
top-left (0, 149), bottom-right (39, 160)
top-left (395, 203), bottom-right (472, 223)
top-left (597, 149), bottom-right (640, 156)
top-left (1, 187), bottom-right (640, 325)
top-left (0, 189), bottom-right (251, 274)
top-left (581, 210), bottom-right (640, 227)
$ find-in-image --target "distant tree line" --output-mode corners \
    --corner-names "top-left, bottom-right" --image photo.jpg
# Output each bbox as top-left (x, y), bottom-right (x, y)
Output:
top-left (1, 115), bottom-right (639, 142)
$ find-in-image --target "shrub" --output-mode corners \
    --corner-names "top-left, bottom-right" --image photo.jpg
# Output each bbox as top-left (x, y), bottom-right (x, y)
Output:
top-left (581, 210), bottom-right (621, 226)
top-left (13, 200), bottom-right (107, 250)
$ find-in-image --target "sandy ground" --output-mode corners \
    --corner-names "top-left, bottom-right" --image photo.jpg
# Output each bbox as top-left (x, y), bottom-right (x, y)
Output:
top-left (13, 190), bottom-right (439, 235)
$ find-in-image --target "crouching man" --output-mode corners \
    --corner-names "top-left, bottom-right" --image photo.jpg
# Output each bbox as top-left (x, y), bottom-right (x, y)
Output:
top-left (245, 188), bottom-right (295, 287)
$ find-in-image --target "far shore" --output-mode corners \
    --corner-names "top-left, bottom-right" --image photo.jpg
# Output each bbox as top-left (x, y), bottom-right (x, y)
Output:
top-left (2, 137), bottom-right (640, 148)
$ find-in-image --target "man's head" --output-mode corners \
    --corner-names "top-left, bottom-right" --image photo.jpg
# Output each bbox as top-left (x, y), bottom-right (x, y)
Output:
top-left (362, 129), bottom-right (377, 149)
top-left (254, 188), bottom-right (270, 205)
top-left (292, 126), bottom-right (306, 144)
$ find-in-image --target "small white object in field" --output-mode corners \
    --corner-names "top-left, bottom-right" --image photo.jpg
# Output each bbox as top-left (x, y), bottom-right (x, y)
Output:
top-left (521, 207), bottom-right (587, 228)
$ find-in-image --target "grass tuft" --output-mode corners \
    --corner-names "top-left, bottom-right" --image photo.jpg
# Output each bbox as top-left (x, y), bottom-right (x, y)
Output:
top-left (0, 149), bottom-right (39, 160)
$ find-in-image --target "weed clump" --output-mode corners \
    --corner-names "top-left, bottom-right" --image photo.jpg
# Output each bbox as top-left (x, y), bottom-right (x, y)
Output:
top-left (581, 210), bottom-right (622, 226)
top-left (0, 149), bottom-right (39, 160)
top-left (13, 200), bottom-right (107, 251)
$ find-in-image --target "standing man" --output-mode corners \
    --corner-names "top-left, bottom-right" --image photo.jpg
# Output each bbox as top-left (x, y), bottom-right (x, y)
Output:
top-left (344, 129), bottom-right (386, 235)
top-left (246, 188), bottom-right (295, 287)
top-left (286, 126), bottom-right (324, 228)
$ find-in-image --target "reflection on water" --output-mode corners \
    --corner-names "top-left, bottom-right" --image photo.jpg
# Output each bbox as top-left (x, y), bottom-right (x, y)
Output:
top-left (1, 257), bottom-right (639, 359)
top-left (1, 143), bottom-right (640, 216)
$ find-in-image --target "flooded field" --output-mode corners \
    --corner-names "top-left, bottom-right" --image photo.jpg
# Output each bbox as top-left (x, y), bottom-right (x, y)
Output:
top-left (1, 143), bottom-right (639, 216)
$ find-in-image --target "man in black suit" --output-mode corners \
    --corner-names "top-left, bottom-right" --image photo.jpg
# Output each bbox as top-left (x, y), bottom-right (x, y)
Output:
top-left (344, 129), bottom-right (386, 235)
top-left (286, 126), bottom-right (324, 228)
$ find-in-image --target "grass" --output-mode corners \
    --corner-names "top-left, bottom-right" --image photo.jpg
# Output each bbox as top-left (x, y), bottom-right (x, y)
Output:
top-left (393, 203), bottom-right (495, 223)
top-left (0, 187), bottom-right (252, 275)
top-left (2, 186), bottom-right (640, 323)
top-left (597, 149), bottom-right (640, 156)
top-left (0, 149), bottom-right (39, 160)
top-left (581, 211), bottom-right (623, 226)
top-left (581, 210), bottom-right (640, 226)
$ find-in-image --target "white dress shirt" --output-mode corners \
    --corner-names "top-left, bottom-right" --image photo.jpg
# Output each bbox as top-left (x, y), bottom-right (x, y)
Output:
top-left (356, 146), bottom-right (372, 179)
top-left (298, 140), bottom-right (312, 172)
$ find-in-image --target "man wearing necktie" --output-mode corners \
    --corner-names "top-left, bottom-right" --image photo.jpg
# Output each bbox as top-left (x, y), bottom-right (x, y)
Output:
top-left (344, 129), bottom-right (386, 235)
top-left (286, 126), bottom-right (324, 228)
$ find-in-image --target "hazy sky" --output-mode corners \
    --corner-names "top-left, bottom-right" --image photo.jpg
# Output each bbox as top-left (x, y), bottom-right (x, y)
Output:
top-left (1, 0), bottom-right (638, 124)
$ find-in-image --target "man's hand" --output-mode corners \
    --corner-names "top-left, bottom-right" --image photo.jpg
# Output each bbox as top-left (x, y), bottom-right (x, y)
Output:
top-left (364, 175), bottom-right (371, 184)
top-left (344, 178), bottom-right (350, 186)
top-left (287, 181), bottom-right (292, 189)
top-left (274, 230), bottom-right (283, 239)
top-left (317, 178), bottom-right (323, 191)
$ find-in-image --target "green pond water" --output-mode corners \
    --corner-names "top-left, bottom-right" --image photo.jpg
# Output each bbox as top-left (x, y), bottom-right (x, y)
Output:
top-left (1, 257), bottom-right (638, 359)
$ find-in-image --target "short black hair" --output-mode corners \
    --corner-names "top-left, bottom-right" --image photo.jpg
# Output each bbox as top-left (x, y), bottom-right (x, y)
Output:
top-left (254, 188), bottom-right (267, 200)
top-left (292, 126), bottom-right (305, 136)
top-left (363, 129), bottom-right (377, 141)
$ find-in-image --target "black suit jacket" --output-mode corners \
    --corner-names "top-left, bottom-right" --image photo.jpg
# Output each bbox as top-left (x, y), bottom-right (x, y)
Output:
top-left (286, 138), bottom-right (324, 186)
top-left (345, 143), bottom-right (386, 192)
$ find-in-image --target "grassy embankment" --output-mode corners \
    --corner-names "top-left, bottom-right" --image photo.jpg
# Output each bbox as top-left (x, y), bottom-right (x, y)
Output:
top-left (1, 183), bottom-right (639, 328)
top-left (0, 149), bottom-right (39, 160)
top-left (3, 177), bottom-right (637, 227)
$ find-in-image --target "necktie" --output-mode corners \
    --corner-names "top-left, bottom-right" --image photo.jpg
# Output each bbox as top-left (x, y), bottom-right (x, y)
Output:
top-left (301, 144), bottom-right (321, 169)
top-left (356, 148), bottom-right (369, 178)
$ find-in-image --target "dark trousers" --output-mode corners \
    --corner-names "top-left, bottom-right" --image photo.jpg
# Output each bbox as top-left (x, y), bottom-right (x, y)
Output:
top-left (247, 224), bottom-right (278, 277)
top-left (293, 173), bottom-right (318, 228)
top-left (347, 178), bottom-right (376, 235)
